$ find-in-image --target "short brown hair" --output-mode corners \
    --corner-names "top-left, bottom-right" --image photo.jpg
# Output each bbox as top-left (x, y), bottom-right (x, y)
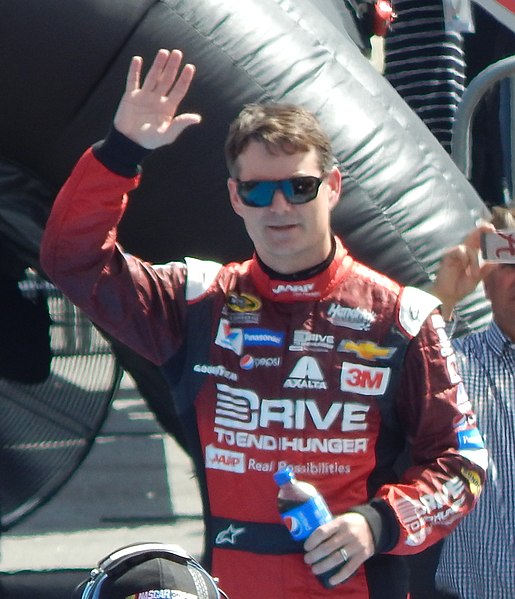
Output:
top-left (490, 204), bottom-right (515, 229)
top-left (224, 103), bottom-right (335, 178)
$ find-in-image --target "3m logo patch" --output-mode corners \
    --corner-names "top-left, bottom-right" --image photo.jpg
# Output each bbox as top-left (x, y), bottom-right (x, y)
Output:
top-left (340, 362), bottom-right (390, 395)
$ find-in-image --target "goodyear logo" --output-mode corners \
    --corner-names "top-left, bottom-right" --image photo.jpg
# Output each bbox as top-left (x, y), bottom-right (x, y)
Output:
top-left (338, 340), bottom-right (395, 361)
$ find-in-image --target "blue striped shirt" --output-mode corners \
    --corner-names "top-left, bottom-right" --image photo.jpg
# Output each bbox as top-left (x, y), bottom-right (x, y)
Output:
top-left (436, 320), bottom-right (515, 598)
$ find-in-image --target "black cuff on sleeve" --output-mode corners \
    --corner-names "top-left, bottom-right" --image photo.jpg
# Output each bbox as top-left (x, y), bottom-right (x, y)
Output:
top-left (348, 499), bottom-right (400, 554)
top-left (92, 127), bottom-right (153, 177)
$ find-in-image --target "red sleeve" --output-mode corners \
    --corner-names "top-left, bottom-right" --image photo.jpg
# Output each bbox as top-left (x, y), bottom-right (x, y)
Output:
top-left (377, 310), bottom-right (487, 555)
top-left (40, 148), bottom-right (187, 365)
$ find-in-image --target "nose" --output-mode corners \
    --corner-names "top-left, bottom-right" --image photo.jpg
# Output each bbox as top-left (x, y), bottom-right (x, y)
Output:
top-left (269, 188), bottom-right (292, 213)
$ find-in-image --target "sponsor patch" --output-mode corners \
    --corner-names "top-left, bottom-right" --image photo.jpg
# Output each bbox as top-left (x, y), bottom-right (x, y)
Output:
top-left (284, 357), bottom-right (327, 389)
top-left (326, 303), bottom-right (376, 330)
top-left (431, 314), bottom-right (454, 357)
top-left (289, 330), bottom-right (335, 351)
top-left (214, 383), bottom-right (370, 434)
top-left (340, 362), bottom-right (391, 395)
top-left (193, 363), bottom-right (238, 381)
top-left (215, 320), bottom-right (283, 355)
top-left (272, 282), bottom-right (316, 295)
top-left (457, 427), bottom-right (485, 450)
top-left (243, 328), bottom-right (284, 347)
top-left (455, 382), bottom-right (472, 413)
top-left (461, 467), bottom-right (482, 496)
top-left (337, 340), bottom-right (396, 361)
top-left (215, 523), bottom-right (246, 545)
top-left (226, 291), bottom-right (261, 313)
top-left (239, 355), bottom-right (281, 370)
top-left (215, 319), bottom-right (244, 355)
top-left (446, 353), bottom-right (462, 384)
top-left (205, 444), bottom-right (246, 473)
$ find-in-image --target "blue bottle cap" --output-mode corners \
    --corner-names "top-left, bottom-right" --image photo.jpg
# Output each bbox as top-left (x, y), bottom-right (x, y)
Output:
top-left (273, 467), bottom-right (295, 486)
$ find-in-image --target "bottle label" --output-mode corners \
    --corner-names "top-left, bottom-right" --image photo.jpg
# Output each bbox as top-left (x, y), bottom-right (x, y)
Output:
top-left (280, 496), bottom-right (333, 541)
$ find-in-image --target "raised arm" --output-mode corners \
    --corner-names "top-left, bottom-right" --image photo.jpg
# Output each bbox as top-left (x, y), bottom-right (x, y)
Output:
top-left (430, 223), bottom-right (495, 319)
top-left (113, 48), bottom-right (201, 149)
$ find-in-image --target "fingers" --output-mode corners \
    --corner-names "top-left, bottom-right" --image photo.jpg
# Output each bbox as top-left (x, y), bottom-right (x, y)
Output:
top-left (462, 223), bottom-right (496, 251)
top-left (139, 49), bottom-right (195, 102)
top-left (303, 514), bottom-right (375, 586)
top-left (125, 56), bottom-right (143, 93)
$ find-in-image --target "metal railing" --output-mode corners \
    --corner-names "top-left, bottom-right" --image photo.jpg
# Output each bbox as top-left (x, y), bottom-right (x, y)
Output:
top-left (452, 55), bottom-right (515, 202)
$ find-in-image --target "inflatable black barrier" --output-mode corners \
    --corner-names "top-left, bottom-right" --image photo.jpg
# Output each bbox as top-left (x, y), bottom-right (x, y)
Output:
top-left (0, 0), bottom-right (492, 526)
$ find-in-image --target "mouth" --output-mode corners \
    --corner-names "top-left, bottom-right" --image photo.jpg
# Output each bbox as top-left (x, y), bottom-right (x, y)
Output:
top-left (267, 223), bottom-right (298, 230)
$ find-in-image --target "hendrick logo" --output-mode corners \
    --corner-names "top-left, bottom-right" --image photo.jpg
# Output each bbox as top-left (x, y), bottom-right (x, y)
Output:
top-left (284, 357), bottom-right (327, 389)
top-left (326, 304), bottom-right (376, 330)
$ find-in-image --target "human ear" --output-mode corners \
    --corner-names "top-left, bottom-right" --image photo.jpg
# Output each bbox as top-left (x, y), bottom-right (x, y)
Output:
top-left (326, 166), bottom-right (342, 211)
top-left (227, 177), bottom-right (245, 217)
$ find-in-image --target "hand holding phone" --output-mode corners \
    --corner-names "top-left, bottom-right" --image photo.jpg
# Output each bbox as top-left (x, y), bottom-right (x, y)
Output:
top-left (480, 230), bottom-right (515, 263)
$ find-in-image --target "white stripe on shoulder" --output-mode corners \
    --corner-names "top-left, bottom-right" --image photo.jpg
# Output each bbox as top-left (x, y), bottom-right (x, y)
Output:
top-left (184, 257), bottom-right (223, 301)
top-left (398, 286), bottom-right (442, 337)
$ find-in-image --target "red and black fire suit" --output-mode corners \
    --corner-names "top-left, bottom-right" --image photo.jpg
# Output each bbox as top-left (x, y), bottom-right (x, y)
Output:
top-left (40, 133), bottom-right (487, 599)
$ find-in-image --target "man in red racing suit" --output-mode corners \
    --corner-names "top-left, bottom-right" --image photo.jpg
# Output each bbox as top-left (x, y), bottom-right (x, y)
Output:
top-left (40, 50), bottom-right (487, 599)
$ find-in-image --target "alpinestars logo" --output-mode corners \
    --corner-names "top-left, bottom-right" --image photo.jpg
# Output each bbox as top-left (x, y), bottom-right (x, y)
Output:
top-left (284, 357), bottom-right (327, 389)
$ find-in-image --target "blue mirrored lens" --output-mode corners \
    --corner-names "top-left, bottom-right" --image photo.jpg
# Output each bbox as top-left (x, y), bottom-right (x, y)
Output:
top-left (237, 176), bottom-right (322, 207)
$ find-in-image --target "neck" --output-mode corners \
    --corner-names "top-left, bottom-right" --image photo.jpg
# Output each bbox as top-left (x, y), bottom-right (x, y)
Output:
top-left (257, 237), bottom-right (336, 281)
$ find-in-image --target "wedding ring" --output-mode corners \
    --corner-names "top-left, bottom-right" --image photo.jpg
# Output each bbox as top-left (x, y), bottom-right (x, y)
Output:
top-left (338, 547), bottom-right (349, 563)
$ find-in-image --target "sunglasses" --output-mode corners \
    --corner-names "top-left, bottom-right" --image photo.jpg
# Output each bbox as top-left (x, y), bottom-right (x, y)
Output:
top-left (236, 175), bottom-right (324, 207)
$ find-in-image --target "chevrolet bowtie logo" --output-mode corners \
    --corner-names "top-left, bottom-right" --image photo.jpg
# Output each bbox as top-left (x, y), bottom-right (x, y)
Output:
top-left (338, 340), bottom-right (395, 361)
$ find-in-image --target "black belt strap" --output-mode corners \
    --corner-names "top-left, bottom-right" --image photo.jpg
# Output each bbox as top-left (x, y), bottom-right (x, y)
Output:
top-left (211, 517), bottom-right (304, 554)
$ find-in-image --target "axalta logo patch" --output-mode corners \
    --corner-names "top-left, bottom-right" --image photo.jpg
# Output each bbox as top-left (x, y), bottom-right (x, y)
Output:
top-left (205, 444), bottom-right (245, 473)
top-left (337, 340), bottom-right (395, 361)
top-left (284, 357), bottom-right (327, 389)
top-left (340, 362), bottom-right (390, 395)
top-left (326, 303), bottom-right (376, 330)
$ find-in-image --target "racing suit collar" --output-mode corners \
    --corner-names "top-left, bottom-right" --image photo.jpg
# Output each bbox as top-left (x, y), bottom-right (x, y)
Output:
top-left (249, 236), bottom-right (353, 302)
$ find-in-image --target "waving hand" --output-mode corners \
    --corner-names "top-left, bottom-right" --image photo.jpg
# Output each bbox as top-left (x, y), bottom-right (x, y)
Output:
top-left (114, 49), bottom-right (201, 149)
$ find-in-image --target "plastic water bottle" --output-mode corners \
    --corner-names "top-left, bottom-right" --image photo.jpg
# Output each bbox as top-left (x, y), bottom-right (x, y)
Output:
top-left (273, 466), bottom-right (339, 588)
